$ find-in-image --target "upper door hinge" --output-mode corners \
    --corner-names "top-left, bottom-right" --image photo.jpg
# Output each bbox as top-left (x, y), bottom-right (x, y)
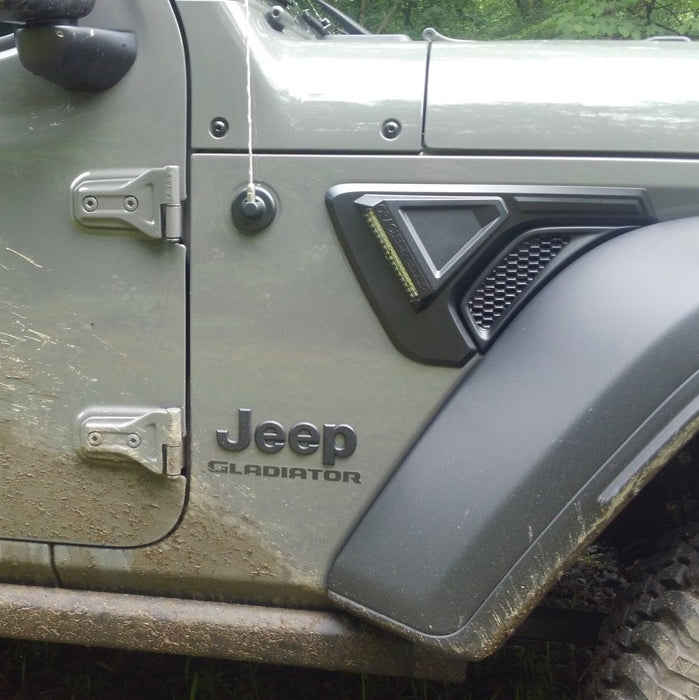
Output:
top-left (71, 166), bottom-right (183, 240)
top-left (78, 407), bottom-right (185, 477)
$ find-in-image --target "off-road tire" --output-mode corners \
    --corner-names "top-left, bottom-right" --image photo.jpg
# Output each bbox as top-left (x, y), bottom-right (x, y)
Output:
top-left (587, 525), bottom-right (699, 699)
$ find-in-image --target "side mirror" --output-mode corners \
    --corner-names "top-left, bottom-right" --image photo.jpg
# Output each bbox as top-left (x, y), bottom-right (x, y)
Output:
top-left (0, 0), bottom-right (136, 91)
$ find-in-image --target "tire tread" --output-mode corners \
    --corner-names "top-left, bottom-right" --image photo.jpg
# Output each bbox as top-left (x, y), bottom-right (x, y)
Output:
top-left (587, 524), bottom-right (699, 699)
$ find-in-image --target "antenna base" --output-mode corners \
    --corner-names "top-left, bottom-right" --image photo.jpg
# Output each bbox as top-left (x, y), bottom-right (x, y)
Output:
top-left (231, 184), bottom-right (277, 234)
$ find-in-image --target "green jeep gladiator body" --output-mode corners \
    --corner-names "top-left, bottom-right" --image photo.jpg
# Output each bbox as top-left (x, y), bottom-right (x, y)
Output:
top-left (0, 0), bottom-right (698, 696)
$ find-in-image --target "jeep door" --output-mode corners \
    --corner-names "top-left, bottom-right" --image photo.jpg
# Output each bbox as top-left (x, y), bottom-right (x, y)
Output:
top-left (0, 0), bottom-right (187, 546)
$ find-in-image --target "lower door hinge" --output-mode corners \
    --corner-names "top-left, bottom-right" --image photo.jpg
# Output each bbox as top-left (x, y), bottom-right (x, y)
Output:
top-left (78, 407), bottom-right (185, 477)
top-left (71, 166), bottom-right (183, 240)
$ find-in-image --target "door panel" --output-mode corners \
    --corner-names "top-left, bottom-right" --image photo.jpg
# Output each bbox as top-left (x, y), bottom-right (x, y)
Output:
top-left (0, 0), bottom-right (187, 546)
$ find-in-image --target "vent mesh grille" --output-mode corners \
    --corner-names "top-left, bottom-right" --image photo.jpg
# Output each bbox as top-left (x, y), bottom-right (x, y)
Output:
top-left (467, 235), bottom-right (569, 331)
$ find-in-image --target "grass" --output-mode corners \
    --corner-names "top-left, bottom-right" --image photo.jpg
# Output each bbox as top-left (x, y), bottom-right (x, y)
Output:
top-left (0, 637), bottom-right (589, 699)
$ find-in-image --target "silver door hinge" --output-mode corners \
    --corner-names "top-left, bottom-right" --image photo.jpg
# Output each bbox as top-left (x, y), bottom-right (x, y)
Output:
top-left (78, 407), bottom-right (185, 476)
top-left (71, 166), bottom-right (183, 240)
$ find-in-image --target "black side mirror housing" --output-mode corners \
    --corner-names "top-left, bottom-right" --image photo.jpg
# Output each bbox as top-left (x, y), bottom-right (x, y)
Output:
top-left (1, 0), bottom-right (136, 91)
top-left (16, 23), bottom-right (136, 90)
top-left (0, 0), bottom-right (96, 23)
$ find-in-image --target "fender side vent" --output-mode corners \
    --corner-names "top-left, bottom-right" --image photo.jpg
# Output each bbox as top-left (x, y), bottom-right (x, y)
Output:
top-left (466, 234), bottom-right (569, 333)
top-left (327, 184), bottom-right (653, 365)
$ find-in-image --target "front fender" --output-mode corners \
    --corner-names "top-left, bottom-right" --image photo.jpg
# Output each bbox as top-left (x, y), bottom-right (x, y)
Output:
top-left (327, 216), bottom-right (699, 658)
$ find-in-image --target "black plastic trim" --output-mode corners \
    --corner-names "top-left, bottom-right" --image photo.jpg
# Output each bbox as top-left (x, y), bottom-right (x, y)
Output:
top-left (328, 216), bottom-right (699, 656)
top-left (0, 0), bottom-right (95, 22)
top-left (326, 184), bottom-right (654, 365)
top-left (15, 24), bottom-right (136, 90)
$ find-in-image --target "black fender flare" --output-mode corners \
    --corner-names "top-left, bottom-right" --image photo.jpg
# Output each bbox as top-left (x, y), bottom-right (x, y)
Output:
top-left (327, 216), bottom-right (699, 658)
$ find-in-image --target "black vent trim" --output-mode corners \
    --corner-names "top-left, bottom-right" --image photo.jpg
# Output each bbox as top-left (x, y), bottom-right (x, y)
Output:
top-left (467, 235), bottom-right (570, 331)
top-left (327, 184), bottom-right (654, 366)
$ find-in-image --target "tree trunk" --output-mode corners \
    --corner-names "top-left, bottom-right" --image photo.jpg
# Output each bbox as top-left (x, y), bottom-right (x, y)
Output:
top-left (377, 0), bottom-right (402, 33)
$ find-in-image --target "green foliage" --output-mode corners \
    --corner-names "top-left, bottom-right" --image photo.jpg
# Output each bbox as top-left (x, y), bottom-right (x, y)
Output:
top-left (541, 0), bottom-right (699, 39)
top-left (325, 0), bottom-right (699, 39)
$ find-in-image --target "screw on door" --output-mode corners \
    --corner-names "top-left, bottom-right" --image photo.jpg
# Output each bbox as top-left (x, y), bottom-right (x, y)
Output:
top-left (123, 196), bottom-right (139, 212)
top-left (82, 196), bottom-right (98, 212)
